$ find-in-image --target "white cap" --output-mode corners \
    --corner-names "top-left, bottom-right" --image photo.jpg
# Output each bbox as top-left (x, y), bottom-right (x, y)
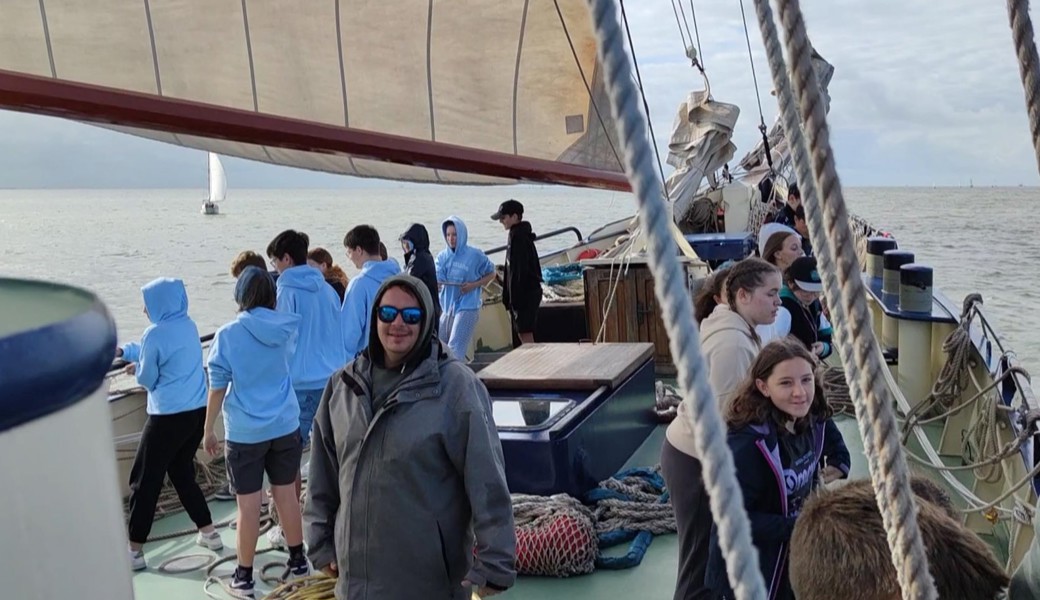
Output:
top-left (757, 223), bottom-right (801, 258)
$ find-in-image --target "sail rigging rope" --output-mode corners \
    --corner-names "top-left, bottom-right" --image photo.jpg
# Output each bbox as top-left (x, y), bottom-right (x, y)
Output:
top-left (737, 0), bottom-right (773, 172)
top-left (761, 0), bottom-right (938, 597)
top-left (688, 0), bottom-right (706, 73)
top-left (619, 0), bottom-right (670, 189)
top-left (551, 0), bottom-right (625, 173)
top-left (670, 0), bottom-right (692, 54)
top-left (1006, 0), bottom-right (1040, 174)
top-left (584, 1), bottom-right (767, 598)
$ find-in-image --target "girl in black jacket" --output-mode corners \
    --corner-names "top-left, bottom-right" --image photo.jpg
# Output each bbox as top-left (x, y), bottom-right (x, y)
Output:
top-left (399, 223), bottom-right (442, 322)
top-left (704, 338), bottom-right (849, 600)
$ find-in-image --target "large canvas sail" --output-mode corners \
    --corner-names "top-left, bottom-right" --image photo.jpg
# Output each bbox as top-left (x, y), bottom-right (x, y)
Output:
top-left (0, 0), bottom-right (626, 189)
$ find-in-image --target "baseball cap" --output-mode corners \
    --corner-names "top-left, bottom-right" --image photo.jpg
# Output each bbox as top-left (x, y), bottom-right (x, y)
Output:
top-left (757, 223), bottom-right (800, 257)
top-left (491, 199), bottom-right (524, 221)
top-left (787, 256), bottom-right (823, 292)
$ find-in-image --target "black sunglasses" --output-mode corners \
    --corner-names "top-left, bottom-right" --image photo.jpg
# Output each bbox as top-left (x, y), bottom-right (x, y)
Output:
top-left (377, 306), bottom-right (423, 325)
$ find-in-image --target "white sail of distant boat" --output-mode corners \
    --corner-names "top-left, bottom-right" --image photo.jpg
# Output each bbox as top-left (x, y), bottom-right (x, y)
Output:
top-left (209, 153), bottom-right (226, 202)
top-left (202, 153), bottom-right (225, 215)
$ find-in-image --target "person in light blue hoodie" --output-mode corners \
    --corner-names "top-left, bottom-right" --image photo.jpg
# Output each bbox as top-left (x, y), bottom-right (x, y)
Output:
top-left (266, 229), bottom-right (346, 447)
top-left (436, 215), bottom-right (495, 361)
top-left (115, 277), bottom-right (221, 571)
top-left (341, 224), bottom-right (401, 360)
top-left (203, 267), bottom-right (311, 596)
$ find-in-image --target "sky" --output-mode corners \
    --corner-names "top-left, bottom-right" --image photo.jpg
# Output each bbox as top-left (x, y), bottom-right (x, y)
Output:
top-left (0, 0), bottom-right (1035, 188)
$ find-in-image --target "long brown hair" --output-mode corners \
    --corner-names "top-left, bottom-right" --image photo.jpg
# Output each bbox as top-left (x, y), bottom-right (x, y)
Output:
top-left (762, 231), bottom-right (798, 267)
top-left (725, 338), bottom-right (831, 432)
top-left (694, 268), bottom-right (730, 323)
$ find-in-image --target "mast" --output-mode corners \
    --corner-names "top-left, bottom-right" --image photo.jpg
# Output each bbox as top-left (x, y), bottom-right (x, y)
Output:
top-left (0, 70), bottom-right (631, 192)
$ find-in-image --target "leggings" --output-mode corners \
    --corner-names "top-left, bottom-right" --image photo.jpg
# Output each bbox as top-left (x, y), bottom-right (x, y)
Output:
top-left (439, 309), bottom-right (480, 361)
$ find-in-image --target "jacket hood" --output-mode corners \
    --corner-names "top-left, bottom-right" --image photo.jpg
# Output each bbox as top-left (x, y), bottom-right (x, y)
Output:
top-left (510, 220), bottom-right (535, 239)
top-left (442, 215), bottom-right (470, 253)
top-left (277, 264), bottom-right (325, 292)
top-left (142, 277), bottom-right (189, 324)
top-left (238, 307), bottom-right (301, 347)
top-left (360, 259), bottom-right (402, 283)
top-left (366, 274), bottom-right (438, 369)
top-left (401, 223), bottom-right (432, 252)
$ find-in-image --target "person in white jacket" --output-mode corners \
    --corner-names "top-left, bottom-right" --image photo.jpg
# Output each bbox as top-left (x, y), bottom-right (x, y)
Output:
top-left (661, 257), bottom-right (782, 600)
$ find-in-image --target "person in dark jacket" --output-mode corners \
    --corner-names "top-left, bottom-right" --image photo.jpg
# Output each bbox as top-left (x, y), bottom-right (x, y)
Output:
top-left (491, 199), bottom-right (542, 345)
top-left (399, 223), bottom-right (442, 322)
top-left (770, 182), bottom-right (801, 228)
top-left (304, 274), bottom-right (516, 600)
top-left (781, 257), bottom-right (833, 359)
top-left (704, 338), bottom-right (849, 600)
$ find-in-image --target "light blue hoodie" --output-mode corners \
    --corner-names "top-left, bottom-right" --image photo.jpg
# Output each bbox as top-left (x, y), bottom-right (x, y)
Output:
top-left (119, 278), bottom-right (207, 416)
top-left (275, 264), bottom-right (347, 390)
top-left (207, 307), bottom-right (302, 444)
top-left (436, 216), bottom-right (494, 313)
top-left (341, 258), bottom-right (401, 359)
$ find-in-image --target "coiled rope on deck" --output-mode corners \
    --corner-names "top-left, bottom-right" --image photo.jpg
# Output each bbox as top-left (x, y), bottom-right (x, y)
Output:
top-left (584, 0), bottom-right (766, 597)
top-left (756, 0), bottom-right (938, 597)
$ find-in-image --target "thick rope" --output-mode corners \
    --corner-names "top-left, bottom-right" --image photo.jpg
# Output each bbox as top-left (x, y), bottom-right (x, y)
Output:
top-left (762, 1), bottom-right (937, 598)
top-left (584, 1), bottom-right (766, 597)
top-left (1007, 0), bottom-right (1040, 173)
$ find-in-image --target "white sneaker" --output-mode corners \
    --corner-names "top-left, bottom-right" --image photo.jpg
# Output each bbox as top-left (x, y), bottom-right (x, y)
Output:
top-left (129, 548), bottom-right (146, 571)
top-left (196, 530), bottom-right (224, 551)
top-left (266, 525), bottom-right (287, 550)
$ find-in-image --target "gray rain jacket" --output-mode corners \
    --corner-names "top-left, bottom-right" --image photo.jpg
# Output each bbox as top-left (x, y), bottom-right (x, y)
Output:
top-left (304, 274), bottom-right (516, 600)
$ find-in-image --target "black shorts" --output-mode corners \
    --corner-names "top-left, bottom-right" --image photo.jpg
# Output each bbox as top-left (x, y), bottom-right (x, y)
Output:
top-left (225, 430), bottom-right (302, 495)
top-left (512, 304), bottom-right (539, 334)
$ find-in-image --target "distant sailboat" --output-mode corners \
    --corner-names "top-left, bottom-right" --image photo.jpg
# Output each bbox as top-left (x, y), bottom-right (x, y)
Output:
top-left (201, 152), bottom-right (226, 215)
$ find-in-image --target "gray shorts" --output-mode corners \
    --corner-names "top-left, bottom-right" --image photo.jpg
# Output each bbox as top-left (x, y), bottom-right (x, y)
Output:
top-left (225, 430), bottom-right (302, 495)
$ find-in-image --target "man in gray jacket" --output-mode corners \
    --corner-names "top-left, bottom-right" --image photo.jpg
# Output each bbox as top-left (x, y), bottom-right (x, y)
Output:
top-left (304, 274), bottom-right (516, 599)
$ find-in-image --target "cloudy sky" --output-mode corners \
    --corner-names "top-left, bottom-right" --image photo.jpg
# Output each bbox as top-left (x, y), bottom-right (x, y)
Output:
top-left (0, 0), bottom-right (1034, 188)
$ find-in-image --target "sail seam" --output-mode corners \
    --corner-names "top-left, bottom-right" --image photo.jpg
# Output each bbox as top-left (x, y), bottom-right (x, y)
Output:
top-left (240, 0), bottom-right (259, 112)
top-left (512, 0), bottom-right (531, 156)
top-left (334, 0), bottom-right (359, 174)
top-left (37, 0), bottom-right (56, 78)
top-left (426, 0), bottom-right (443, 181)
top-left (239, 0), bottom-right (274, 162)
top-left (142, 0), bottom-right (162, 95)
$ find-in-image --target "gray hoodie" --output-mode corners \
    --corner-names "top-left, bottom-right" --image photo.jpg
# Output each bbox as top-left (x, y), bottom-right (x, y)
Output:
top-left (304, 274), bottom-right (516, 600)
top-left (665, 304), bottom-right (762, 458)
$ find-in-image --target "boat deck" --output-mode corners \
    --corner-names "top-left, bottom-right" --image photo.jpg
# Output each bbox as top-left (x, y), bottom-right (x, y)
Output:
top-left (129, 416), bottom-right (869, 599)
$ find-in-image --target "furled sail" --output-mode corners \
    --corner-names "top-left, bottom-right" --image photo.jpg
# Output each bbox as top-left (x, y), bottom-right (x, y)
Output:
top-left (0, 0), bottom-right (626, 189)
top-left (663, 90), bottom-right (740, 225)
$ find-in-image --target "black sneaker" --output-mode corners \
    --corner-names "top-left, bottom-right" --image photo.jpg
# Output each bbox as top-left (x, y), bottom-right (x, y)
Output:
top-left (286, 555), bottom-right (312, 580)
top-left (230, 572), bottom-right (255, 598)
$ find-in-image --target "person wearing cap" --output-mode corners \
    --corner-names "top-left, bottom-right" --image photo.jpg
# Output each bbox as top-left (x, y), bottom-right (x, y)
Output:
top-left (780, 256), bottom-right (833, 359)
top-left (491, 199), bottom-right (542, 345)
top-left (304, 274), bottom-right (516, 600)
